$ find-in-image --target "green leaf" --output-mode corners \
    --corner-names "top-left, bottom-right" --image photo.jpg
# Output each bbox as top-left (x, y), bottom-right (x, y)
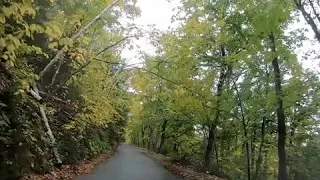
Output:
top-left (29, 24), bottom-right (44, 33)
top-left (59, 37), bottom-right (73, 47)
top-left (0, 38), bottom-right (5, 47)
top-left (8, 35), bottom-right (20, 47)
top-left (82, 37), bottom-right (91, 45)
top-left (48, 42), bottom-right (58, 50)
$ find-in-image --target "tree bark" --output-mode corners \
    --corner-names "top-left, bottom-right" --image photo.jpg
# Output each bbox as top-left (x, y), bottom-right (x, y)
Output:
top-left (308, 0), bottom-right (320, 23)
top-left (205, 46), bottom-right (228, 172)
top-left (294, 0), bottom-right (320, 43)
top-left (158, 119), bottom-right (168, 153)
top-left (148, 126), bottom-right (153, 150)
top-left (255, 63), bottom-right (270, 180)
top-left (255, 117), bottom-right (266, 180)
top-left (251, 130), bottom-right (256, 177)
top-left (29, 85), bottom-right (62, 165)
top-left (205, 125), bottom-right (215, 170)
top-left (141, 126), bottom-right (145, 147)
top-left (234, 82), bottom-right (251, 180)
top-left (39, 105), bottom-right (62, 164)
top-left (269, 33), bottom-right (288, 180)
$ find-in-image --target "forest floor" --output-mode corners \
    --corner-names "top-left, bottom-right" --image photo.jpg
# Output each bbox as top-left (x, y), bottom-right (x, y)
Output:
top-left (139, 148), bottom-right (224, 180)
top-left (21, 152), bottom-right (114, 180)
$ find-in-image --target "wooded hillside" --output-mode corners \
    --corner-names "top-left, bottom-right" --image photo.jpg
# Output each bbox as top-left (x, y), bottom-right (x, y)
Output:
top-left (127, 1), bottom-right (320, 180)
top-left (0, 0), bottom-right (138, 179)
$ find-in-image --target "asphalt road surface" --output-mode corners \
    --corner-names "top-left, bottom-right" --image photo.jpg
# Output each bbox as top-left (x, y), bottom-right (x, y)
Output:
top-left (79, 144), bottom-right (178, 180)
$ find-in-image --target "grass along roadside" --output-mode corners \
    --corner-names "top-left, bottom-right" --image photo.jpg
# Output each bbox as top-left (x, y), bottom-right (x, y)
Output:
top-left (139, 147), bottom-right (224, 180)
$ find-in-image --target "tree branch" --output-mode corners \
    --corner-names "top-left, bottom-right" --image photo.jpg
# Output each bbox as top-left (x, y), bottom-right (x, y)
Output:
top-left (29, 88), bottom-right (42, 101)
top-left (129, 67), bottom-right (241, 120)
top-left (50, 59), bottom-right (63, 86)
top-left (97, 36), bottom-right (134, 56)
top-left (53, 36), bottom-right (130, 90)
top-left (295, 0), bottom-right (320, 42)
top-left (39, 91), bottom-right (71, 105)
top-left (40, 0), bottom-right (121, 79)
top-left (308, 0), bottom-right (320, 23)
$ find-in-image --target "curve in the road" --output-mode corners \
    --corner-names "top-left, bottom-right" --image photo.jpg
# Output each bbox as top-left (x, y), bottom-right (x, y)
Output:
top-left (78, 144), bottom-right (179, 180)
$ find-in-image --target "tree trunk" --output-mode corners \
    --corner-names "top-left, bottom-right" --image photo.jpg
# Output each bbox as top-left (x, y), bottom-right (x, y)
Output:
top-left (294, 0), bottom-right (320, 43)
top-left (270, 33), bottom-right (288, 180)
top-left (234, 82), bottom-right (250, 180)
top-left (205, 71), bottom-right (225, 170)
top-left (255, 117), bottom-right (266, 180)
top-left (308, 0), bottom-right (320, 22)
top-left (205, 46), bottom-right (227, 172)
top-left (262, 151), bottom-right (269, 180)
top-left (29, 86), bottom-right (62, 165)
top-left (213, 131), bottom-right (219, 172)
top-left (158, 119), bottom-right (168, 153)
top-left (141, 126), bottom-right (145, 147)
top-left (251, 130), bottom-right (256, 177)
top-left (205, 125), bottom-right (215, 170)
top-left (148, 126), bottom-right (153, 150)
top-left (255, 63), bottom-right (270, 180)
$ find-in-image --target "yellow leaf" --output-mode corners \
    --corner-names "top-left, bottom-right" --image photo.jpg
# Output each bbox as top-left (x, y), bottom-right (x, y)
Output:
top-left (105, 0), bottom-right (113, 4)
top-left (7, 60), bottom-right (14, 67)
top-left (48, 42), bottom-right (58, 50)
top-left (2, 54), bottom-right (8, 60)
top-left (0, 38), bottom-right (5, 47)
top-left (29, 24), bottom-right (44, 33)
top-left (59, 38), bottom-right (73, 47)
top-left (82, 37), bottom-right (91, 45)
top-left (8, 35), bottom-right (20, 47)
top-left (0, 15), bottom-right (5, 24)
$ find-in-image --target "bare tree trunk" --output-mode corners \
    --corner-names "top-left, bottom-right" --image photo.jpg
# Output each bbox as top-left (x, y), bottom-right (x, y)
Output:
top-left (270, 33), bottom-right (288, 180)
top-left (39, 105), bottom-right (62, 164)
top-left (29, 86), bottom-right (62, 164)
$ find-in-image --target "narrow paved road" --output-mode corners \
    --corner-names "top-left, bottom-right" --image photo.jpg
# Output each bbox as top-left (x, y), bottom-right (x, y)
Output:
top-left (79, 144), bottom-right (178, 180)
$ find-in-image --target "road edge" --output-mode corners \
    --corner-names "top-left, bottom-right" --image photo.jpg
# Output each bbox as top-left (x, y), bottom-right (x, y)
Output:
top-left (137, 147), bottom-right (224, 180)
top-left (21, 150), bottom-right (117, 180)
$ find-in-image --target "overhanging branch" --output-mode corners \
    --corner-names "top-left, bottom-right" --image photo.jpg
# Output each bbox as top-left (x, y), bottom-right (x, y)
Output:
top-left (40, 0), bottom-right (121, 79)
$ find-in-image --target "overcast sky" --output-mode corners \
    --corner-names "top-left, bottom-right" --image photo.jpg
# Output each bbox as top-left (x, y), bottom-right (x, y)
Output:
top-left (121, 0), bottom-right (176, 65)
top-left (121, 0), bottom-right (319, 71)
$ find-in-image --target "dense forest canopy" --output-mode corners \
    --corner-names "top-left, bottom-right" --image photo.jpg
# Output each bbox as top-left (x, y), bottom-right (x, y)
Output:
top-left (0, 0), bottom-right (320, 180)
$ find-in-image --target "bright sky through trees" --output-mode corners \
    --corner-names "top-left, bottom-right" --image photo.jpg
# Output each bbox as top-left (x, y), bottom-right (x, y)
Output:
top-left (123, 0), bottom-right (320, 71)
